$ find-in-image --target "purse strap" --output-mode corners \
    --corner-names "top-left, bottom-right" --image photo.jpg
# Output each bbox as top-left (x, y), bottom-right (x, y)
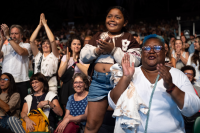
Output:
top-left (144, 74), bottom-right (160, 133)
top-left (37, 108), bottom-right (49, 125)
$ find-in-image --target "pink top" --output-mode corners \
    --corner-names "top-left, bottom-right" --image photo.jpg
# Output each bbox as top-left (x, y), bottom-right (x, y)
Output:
top-left (61, 55), bottom-right (83, 74)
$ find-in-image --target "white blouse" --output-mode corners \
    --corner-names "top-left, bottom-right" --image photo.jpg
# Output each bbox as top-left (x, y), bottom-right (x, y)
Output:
top-left (34, 51), bottom-right (59, 93)
top-left (108, 67), bottom-right (200, 133)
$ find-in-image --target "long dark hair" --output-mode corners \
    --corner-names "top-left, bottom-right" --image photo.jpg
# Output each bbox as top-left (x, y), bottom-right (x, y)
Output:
top-left (106, 6), bottom-right (129, 32)
top-left (30, 72), bottom-right (49, 93)
top-left (0, 73), bottom-right (18, 102)
top-left (72, 73), bottom-right (89, 91)
top-left (67, 35), bottom-right (83, 57)
top-left (191, 37), bottom-right (200, 70)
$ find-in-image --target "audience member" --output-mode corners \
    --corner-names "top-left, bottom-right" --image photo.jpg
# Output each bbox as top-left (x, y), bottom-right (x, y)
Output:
top-left (109, 34), bottom-right (200, 133)
top-left (58, 35), bottom-right (89, 108)
top-left (0, 24), bottom-right (31, 111)
top-left (55, 73), bottom-right (89, 133)
top-left (187, 37), bottom-right (200, 87)
top-left (29, 13), bottom-right (60, 94)
top-left (0, 73), bottom-right (20, 130)
top-left (7, 73), bottom-right (63, 133)
top-left (80, 6), bottom-right (141, 132)
top-left (83, 36), bottom-right (92, 46)
top-left (172, 39), bottom-right (189, 69)
top-left (165, 43), bottom-right (176, 67)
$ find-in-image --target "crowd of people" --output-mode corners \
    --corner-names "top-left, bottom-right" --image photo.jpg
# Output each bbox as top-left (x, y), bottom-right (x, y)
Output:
top-left (0, 6), bottom-right (200, 133)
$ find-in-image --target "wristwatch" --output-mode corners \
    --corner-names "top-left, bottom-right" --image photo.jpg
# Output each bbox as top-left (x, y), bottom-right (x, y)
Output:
top-left (7, 37), bottom-right (12, 41)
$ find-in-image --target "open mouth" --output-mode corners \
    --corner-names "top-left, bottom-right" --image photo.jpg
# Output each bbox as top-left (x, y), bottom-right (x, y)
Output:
top-left (108, 23), bottom-right (117, 27)
top-left (148, 56), bottom-right (156, 60)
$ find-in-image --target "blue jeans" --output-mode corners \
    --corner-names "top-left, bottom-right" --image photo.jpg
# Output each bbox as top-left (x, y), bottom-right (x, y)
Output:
top-left (87, 70), bottom-right (113, 102)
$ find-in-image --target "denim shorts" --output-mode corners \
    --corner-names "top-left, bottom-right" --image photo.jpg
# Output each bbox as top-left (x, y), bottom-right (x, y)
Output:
top-left (87, 70), bottom-right (113, 102)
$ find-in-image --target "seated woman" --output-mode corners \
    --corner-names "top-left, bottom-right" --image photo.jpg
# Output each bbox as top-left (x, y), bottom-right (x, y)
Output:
top-left (0, 73), bottom-right (20, 130)
top-left (55, 73), bottom-right (89, 133)
top-left (30, 13), bottom-right (60, 94)
top-left (7, 73), bottom-right (63, 133)
top-left (108, 34), bottom-right (200, 133)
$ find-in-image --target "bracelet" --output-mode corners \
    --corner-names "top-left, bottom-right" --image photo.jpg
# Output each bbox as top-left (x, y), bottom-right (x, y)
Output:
top-left (166, 84), bottom-right (175, 94)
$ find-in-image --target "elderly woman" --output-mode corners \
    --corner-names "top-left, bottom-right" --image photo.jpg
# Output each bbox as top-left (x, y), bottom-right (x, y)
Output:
top-left (0, 73), bottom-right (20, 130)
top-left (29, 13), bottom-right (60, 94)
top-left (55, 73), bottom-right (89, 133)
top-left (108, 34), bottom-right (200, 133)
top-left (7, 73), bottom-right (63, 133)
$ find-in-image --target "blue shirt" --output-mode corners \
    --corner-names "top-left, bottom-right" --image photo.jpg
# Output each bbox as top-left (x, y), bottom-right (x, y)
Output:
top-left (188, 43), bottom-right (195, 55)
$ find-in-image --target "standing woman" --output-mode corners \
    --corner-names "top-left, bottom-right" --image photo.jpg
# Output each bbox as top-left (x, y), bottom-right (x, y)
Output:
top-left (171, 39), bottom-right (189, 69)
top-left (29, 13), bottom-right (60, 94)
top-left (187, 37), bottom-right (200, 87)
top-left (58, 36), bottom-right (89, 108)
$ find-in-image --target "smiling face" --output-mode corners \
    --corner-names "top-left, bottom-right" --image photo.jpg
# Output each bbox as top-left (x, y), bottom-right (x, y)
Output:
top-left (71, 39), bottom-right (81, 54)
top-left (10, 27), bottom-right (22, 44)
top-left (142, 38), bottom-right (165, 70)
top-left (73, 76), bottom-right (86, 93)
top-left (106, 8), bottom-right (127, 35)
top-left (175, 40), bottom-right (183, 51)
top-left (0, 74), bottom-right (10, 91)
top-left (31, 80), bottom-right (44, 93)
top-left (42, 40), bottom-right (51, 53)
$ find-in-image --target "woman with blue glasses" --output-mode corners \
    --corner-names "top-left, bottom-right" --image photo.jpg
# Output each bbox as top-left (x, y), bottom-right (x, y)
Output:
top-left (108, 34), bottom-right (200, 133)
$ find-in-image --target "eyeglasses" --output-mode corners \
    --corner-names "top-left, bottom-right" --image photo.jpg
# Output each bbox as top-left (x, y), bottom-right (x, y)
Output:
top-left (184, 73), bottom-right (194, 76)
top-left (0, 78), bottom-right (9, 81)
top-left (74, 81), bottom-right (84, 85)
top-left (142, 46), bottom-right (163, 53)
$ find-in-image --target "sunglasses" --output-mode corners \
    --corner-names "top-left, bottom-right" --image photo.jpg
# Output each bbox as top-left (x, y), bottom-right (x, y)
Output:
top-left (142, 46), bottom-right (163, 53)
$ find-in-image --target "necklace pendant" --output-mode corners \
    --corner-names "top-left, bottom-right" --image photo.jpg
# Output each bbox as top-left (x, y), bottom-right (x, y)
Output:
top-left (37, 101), bottom-right (39, 104)
top-left (150, 84), bottom-right (154, 88)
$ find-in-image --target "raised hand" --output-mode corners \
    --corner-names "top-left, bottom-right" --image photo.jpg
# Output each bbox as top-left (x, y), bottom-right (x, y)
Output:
top-left (66, 47), bottom-right (71, 63)
top-left (97, 37), bottom-right (114, 54)
top-left (157, 63), bottom-right (174, 90)
top-left (121, 53), bottom-right (135, 79)
top-left (40, 13), bottom-right (47, 25)
top-left (1, 24), bottom-right (10, 38)
top-left (0, 30), bottom-right (6, 45)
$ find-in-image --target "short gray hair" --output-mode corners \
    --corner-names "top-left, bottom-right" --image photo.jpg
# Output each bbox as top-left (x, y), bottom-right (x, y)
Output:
top-left (10, 25), bottom-right (23, 36)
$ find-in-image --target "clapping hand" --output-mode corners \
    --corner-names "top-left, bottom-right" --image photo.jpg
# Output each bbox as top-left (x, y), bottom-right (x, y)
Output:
top-left (157, 64), bottom-right (174, 90)
top-left (97, 37), bottom-right (114, 54)
top-left (122, 53), bottom-right (135, 79)
top-left (0, 30), bottom-right (6, 45)
top-left (40, 13), bottom-right (47, 26)
top-left (66, 47), bottom-right (71, 63)
top-left (1, 24), bottom-right (10, 39)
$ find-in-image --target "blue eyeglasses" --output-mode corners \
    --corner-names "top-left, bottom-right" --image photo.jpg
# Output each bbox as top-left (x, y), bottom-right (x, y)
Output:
top-left (142, 46), bottom-right (163, 53)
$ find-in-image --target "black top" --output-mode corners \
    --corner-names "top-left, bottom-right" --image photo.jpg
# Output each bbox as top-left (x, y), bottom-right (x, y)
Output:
top-left (24, 93), bottom-right (58, 128)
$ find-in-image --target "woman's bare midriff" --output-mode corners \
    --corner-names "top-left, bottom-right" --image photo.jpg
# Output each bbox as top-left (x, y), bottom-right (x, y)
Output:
top-left (94, 63), bottom-right (113, 73)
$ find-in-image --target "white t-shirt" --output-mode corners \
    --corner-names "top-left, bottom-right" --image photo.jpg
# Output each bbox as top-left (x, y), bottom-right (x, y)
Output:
top-left (108, 67), bottom-right (200, 133)
top-left (34, 51), bottom-right (59, 93)
top-left (187, 53), bottom-right (200, 87)
top-left (2, 42), bottom-right (31, 83)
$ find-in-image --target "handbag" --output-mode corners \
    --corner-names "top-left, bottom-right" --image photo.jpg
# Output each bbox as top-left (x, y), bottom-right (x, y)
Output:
top-left (60, 63), bottom-right (76, 83)
top-left (21, 108), bottom-right (50, 133)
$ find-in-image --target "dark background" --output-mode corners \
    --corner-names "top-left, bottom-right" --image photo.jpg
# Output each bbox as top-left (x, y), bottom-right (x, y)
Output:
top-left (1, 0), bottom-right (200, 28)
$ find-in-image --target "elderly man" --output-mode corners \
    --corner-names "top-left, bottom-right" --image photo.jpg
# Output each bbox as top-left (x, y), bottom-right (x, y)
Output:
top-left (0, 24), bottom-right (31, 110)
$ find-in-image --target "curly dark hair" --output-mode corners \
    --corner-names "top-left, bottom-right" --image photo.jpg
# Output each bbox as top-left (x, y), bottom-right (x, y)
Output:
top-left (30, 72), bottom-right (49, 93)
top-left (67, 35), bottom-right (83, 57)
top-left (72, 73), bottom-right (89, 91)
top-left (191, 37), bottom-right (200, 70)
top-left (106, 6), bottom-right (129, 32)
top-left (0, 73), bottom-right (18, 102)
